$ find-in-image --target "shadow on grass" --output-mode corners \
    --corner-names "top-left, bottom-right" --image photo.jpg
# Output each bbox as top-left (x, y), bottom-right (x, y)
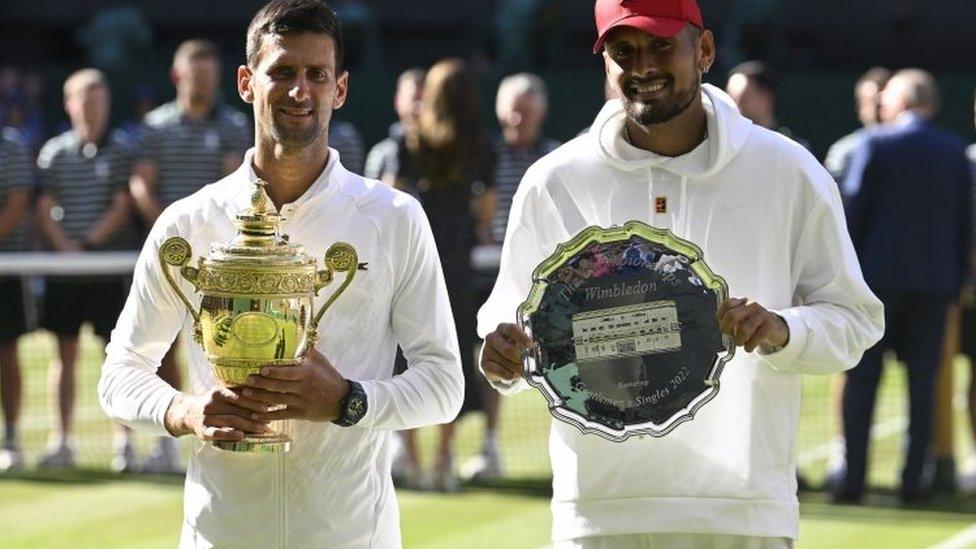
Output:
top-left (800, 489), bottom-right (976, 522)
top-left (463, 477), bottom-right (552, 497)
top-left (0, 468), bottom-right (185, 487)
top-left (392, 477), bottom-right (553, 498)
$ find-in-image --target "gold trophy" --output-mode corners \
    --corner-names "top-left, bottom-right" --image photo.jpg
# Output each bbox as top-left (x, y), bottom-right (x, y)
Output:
top-left (158, 180), bottom-right (359, 453)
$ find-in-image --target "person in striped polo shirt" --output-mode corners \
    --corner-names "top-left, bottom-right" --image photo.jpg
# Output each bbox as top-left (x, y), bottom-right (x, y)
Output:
top-left (364, 67), bottom-right (425, 184)
top-left (35, 69), bottom-right (139, 470)
top-left (330, 118), bottom-right (365, 175)
top-left (129, 40), bottom-right (250, 473)
top-left (0, 126), bottom-right (34, 472)
top-left (489, 73), bottom-right (560, 246)
top-left (131, 40), bottom-right (250, 221)
top-left (463, 72), bottom-right (559, 482)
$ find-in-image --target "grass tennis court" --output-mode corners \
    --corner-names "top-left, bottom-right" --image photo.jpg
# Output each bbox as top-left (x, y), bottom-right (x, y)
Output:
top-left (3, 330), bottom-right (976, 547)
top-left (3, 472), bottom-right (976, 548)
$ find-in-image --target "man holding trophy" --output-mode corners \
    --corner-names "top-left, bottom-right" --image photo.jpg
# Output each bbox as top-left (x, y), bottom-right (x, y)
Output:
top-left (479, 0), bottom-right (884, 547)
top-left (99, 1), bottom-right (463, 547)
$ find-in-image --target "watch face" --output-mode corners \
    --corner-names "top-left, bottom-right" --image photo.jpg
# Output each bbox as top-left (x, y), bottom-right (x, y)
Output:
top-left (337, 382), bottom-right (367, 426)
top-left (349, 396), bottom-right (365, 417)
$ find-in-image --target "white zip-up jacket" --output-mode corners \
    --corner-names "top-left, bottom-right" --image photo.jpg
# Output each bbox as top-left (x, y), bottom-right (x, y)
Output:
top-left (477, 85), bottom-right (884, 542)
top-left (99, 149), bottom-right (463, 548)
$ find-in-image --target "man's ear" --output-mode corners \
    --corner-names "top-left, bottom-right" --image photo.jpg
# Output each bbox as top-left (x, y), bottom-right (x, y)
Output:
top-left (238, 65), bottom-right (254, 104)
top-left (333, 70), bottom-right (349, 110)
top-left (698, 29), bottom-right (716, 74)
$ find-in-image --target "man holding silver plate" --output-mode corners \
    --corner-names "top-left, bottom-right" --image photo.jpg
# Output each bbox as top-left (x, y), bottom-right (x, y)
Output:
top-left (99, 1), bottom-right (463, 547)
top-left (478, 0), bottom-right (885, 547)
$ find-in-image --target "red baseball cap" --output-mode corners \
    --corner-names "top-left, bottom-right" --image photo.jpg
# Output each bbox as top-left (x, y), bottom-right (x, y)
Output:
top-left (593, 0), bottom-right (704, 53)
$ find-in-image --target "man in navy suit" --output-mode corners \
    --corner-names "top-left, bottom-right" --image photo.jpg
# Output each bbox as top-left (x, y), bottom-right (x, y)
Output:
top-left (838, 69), bottom-right (973, 503)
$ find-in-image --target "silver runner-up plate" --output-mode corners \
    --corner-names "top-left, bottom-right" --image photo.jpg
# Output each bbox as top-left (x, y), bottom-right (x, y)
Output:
top-left (517, 221), bottom-right (735, 442)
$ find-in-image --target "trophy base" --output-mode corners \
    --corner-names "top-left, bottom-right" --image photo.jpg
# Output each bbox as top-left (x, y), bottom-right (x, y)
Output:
top-left (213, 431), bottom-right (291, 453)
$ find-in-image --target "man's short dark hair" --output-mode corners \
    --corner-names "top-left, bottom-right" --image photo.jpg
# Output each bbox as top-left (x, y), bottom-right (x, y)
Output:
top-left (174, 39), bottom-right (220, 68)
top-left (246, 0), bottom-right (344, 71)
top-left (728, 61), bottom-right (776, 95)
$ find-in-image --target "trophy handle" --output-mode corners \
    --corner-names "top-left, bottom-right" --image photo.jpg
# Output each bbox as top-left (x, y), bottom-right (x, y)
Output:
top-left (309, 242), bottom-right (359, 344)
top-left (159, 237), bottom-right (202, 337)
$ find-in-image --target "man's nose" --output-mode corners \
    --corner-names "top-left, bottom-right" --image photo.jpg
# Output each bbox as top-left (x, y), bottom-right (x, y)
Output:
top-left (631, 48), bottom-right (658, 78)
top-left (289, 76), bottom-right (310, 102)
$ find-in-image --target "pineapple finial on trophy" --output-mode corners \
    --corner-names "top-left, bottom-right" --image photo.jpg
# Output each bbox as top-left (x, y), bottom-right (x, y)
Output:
top-left (250, 179), bottom-right (273, 216)
top-left (232, 179), bottom-right (282, 248)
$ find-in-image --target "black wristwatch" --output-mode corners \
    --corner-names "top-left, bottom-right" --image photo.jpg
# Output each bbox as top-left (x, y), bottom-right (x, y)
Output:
top-left (334, 380), bottom-right (368, 427)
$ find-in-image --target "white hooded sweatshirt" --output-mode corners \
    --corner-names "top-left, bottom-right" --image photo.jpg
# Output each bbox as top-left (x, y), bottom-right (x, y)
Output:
top-left (477, 84), bottom-right (884, 542)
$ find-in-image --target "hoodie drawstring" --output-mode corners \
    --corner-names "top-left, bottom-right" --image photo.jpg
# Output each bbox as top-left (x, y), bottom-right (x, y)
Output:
top-left (647, 168), bottom-right (655, 224)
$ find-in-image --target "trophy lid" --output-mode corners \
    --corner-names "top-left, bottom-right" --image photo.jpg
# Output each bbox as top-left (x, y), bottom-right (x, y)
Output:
top-left (206, 180), bottom-right (314, 268)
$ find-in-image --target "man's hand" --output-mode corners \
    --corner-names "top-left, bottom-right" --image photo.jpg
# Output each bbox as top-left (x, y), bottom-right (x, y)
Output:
top-left (129, 160), bottom-right (162, 224)
top-left (481, 323), bottom-right (535, 383)
top-left (243, 348), bottom-right (351, 423)
top-left (716, 297), bottom-right (790, 353)
top-left (164, 387), bottom-right (271, 442)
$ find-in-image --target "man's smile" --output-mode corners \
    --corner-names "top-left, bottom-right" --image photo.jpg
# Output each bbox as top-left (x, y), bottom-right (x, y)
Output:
top-left (628, 78), bottom-right (671, 100)
top-left (278, 106), bottom-right (313, 119)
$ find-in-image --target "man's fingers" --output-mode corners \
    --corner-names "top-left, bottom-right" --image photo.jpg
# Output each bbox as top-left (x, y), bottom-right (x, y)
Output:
top-left (202, 426), bottom-right (244, 442)
top-left (497, 323), bottom-right (534, 348)
top-left (242, 386), bottom-right (303, 408)
top-left (245, 374), bottom-right (300, 394)
top-left (482, 359), bottom-right (519, 382)
top-left (483, 336), bottom-right (523, 370)
top-left (479, 324), bottom-right (535, 383)
top-left (218, 388), bottom-right (272, 414)
top-left (734, 309), bottom-right (765, 346)
top-left (252, 408), bottom-right (303, 422)
top-left (718, 305), bottom-right (745, 336)
top-left (203, 396), bottom-right (265, 419)
top-left (487, 331), bottom-right (526, 365)
top-left (203, 413), bottom-right (271, 434)
top-left (744, 321), bottom-right (776, 353)
top-left (716, 298), bottom-right (787, 351)
top-left (716, 297), bottom-right (747, 322)
top-left (258, 364), bottom-right (305, 381)
top-left (482, 347), bottom-right (522, 377)
top-left (719, 300), bottom-right (762, 342)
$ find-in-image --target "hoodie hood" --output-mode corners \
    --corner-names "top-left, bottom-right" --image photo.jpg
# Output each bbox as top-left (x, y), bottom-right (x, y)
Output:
top-left (594, 83), bottom-right (752, 178)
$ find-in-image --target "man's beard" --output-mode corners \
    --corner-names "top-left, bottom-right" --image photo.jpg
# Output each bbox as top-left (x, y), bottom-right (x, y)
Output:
top-left (270, 114), bottom-right (323, 149)
top-left (623, 80), bottom-right (700, 126)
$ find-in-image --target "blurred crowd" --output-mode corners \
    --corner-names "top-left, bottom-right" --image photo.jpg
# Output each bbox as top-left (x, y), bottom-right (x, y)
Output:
top-left (1, 34), bottom-right (976, 506)
top-left (723, 62), bottom-right (976, 503)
